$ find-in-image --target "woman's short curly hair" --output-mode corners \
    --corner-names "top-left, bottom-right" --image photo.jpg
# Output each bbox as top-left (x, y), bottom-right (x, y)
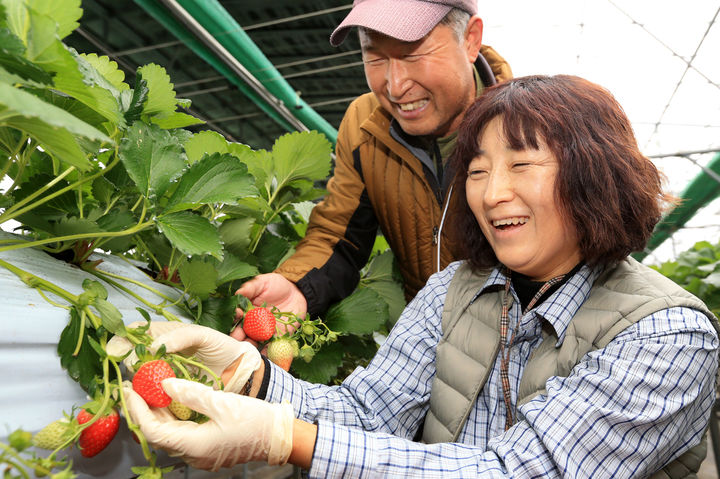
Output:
top-left (450, 74), bottom-right (674, 271)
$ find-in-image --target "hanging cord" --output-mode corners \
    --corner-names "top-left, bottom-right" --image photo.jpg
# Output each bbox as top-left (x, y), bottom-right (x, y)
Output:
top-left (436, 185), bottom-right (454, 272)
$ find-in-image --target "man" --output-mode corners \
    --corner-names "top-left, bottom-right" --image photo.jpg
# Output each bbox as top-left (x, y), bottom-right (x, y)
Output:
top-left (233, 0), bottom-right (512, 327)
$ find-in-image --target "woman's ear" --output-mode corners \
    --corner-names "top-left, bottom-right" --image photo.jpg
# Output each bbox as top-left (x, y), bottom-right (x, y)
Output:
top-left (464, 16), bottom-right (484, 62)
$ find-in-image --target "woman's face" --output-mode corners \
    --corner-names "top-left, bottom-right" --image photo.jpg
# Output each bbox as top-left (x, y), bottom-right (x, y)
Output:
top-left (465, 116), bottom-right (582, 281)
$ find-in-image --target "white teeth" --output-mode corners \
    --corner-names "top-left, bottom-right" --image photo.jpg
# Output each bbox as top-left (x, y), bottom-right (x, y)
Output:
top-left (492, 217), bottom-right (528, 227)
top-left (398, 99), bottom-right (428, 111)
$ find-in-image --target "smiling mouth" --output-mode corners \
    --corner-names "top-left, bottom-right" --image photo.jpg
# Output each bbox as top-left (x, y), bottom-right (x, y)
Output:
top-left (397, 99), bottom-right (428, 112)
top-left (492, 217), bottom-right (529, 230)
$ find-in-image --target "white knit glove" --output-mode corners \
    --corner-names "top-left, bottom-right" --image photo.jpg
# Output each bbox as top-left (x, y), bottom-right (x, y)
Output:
top-left (123, 378), bottom-right (294, 471)
top-left (108, 322), bottom-right (261, 394)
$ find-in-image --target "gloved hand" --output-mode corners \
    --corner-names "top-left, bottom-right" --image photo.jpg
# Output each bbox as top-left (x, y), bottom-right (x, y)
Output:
top-left (108, 322), bottom-right (261, 394)
top-left (107, 320), bottom-right (186, 372)
top-left (123, 378), bottom-right (294, 471)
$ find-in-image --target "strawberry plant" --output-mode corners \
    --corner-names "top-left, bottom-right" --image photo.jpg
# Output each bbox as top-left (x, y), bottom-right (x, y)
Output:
top-left (652, 240), bottom-right (720, 317)
top-left (0, 0), bottom-right (404, 477)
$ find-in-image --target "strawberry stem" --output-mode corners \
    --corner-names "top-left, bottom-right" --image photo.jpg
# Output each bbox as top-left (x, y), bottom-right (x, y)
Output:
top-left (112, 360), bottom-right (156, 464)
top-left (72, 309), bottom-right (87, 357)
top-left (170, 354), bottom-right (223, 389)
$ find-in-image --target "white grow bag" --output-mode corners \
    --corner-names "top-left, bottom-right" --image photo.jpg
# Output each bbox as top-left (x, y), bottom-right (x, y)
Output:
top-left (0, 233), bottom-right (289, 478)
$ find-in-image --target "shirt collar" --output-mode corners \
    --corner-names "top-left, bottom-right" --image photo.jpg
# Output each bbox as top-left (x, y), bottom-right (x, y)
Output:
top-left (473, 264), bottom-right (603, 346)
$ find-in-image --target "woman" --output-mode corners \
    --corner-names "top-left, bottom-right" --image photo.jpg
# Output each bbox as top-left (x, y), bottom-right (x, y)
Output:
top-left (124, 75), bottom-right (719, 478)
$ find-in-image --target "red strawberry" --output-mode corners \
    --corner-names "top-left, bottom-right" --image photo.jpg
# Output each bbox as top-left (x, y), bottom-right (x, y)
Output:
top-left (267, 338), bottom-right (297, 371)
top-left (77, 408), bottom-right (119, 458)
top-left (133, 359), bottom-right (176, 407)
top-left (243, 307), bottom-right (276, 342)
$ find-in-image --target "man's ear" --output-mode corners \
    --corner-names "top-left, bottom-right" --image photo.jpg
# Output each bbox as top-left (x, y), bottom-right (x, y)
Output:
top-left (464, 16), bottom-right (484, 62)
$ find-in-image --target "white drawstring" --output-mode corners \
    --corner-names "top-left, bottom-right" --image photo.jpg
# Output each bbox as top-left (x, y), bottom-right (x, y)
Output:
top-left (436, 185), bottom-right (453, 272)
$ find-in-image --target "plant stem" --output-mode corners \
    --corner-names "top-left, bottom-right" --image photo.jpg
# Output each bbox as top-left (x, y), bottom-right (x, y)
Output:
top-left (89, 267), bottom-right (180, 304)
top-left (0, 220), bottom-right (154, 254)
top-left (72, 309), bottom-right (87, 356)
top-left (0, 258), bottom-right (79, 304)
top-left (113, 360), bottom-right (156, 465)
top-left (87, 270), bottom-right (187, 320)
top-left (0, 445), bottom-right (32, 479)
top-left (0, 153), bottom-right (120, 224)
top-left (170, 354), bottom-right (222, 388)
top-left (133, 237), bottom-right (162, 272)
top-left (0, 166), bottom-right (76, 222)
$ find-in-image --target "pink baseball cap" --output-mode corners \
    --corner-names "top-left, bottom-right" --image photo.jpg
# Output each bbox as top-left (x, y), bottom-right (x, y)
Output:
top-left (330, 0), bottom-right (478, 46)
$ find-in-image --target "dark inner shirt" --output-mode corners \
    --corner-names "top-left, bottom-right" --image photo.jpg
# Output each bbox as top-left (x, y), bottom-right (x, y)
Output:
top-left (511, 262), bottom-right (584, 312)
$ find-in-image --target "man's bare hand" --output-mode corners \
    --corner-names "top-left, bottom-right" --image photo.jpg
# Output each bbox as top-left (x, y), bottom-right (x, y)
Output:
top-left (231, 273), bottom-right (307, 342)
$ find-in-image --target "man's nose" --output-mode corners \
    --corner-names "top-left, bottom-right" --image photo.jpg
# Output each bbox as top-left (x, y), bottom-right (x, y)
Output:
top-left (386, 59), bottom-right (411, 99)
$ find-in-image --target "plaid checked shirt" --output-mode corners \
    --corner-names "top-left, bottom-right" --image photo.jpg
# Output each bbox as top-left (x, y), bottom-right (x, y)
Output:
top-left (266, 261), bottom-right (718, 478)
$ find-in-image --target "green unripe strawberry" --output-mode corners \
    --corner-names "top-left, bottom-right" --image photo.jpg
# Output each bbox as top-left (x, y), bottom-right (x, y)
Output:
top-left (168, 400), bottom-right (194, 420)
top-left (33, 419), bottom-right (71, 450)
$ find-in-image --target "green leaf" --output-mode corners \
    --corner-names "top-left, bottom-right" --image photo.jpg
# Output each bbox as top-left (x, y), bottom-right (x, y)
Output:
top-left (325, 287), bottom-right (388, 335)
top-left (214, 253), bottom-right (258, 285)
top-left (196, 295), bottom-right (238, 333)
top-left (0, 83), bottom-right (111, 170)
top-left (58, 308), bottom-right (103, 394)
top-left (290, 342), bottom-right (344, 384)
top-left (82, 279), bottom-right (108, 300)
top-left (271, 130), bottom-right (332, 188)
top-left (156, 211), bottom-right (223, 259)
top-left (52, 216), bottom-right (102, 237)
top-left (178, 259), bottom-right (217, 300)
top-left (703, 272), bottom-right (720, 288)
top-left (91, 175), bottom-right (116, 206)
top-left (40, 41), bottom-right (125, 127)
top-left (122, 77), bottom-right (148, 124)
top-left (137, 63), bottom-right (177, 119)
top-left (165, 152), bottom-right (257, 213)
top-left (254, 233), bottom-right (292, 273)
top-left (364, 279), bottom-right (406, 327)
top-left (0, 43), bottom-right (52, 84)
top-left (86, 334), bottom-right (108, 359)
top-left (151, 110), bottom-right (204, 129)
top-left (119, 121), bottom-right (186, 199)
top-left (94, 298), bottom-right (127, 337)
top-left (28, 0), bottom-right (82, 40)
top-left (80, 52), bottom-right (129, 92)
top-left (219, 217), bottom-right (255, 258)
top-left (183, 130), bottom-right (228, 164)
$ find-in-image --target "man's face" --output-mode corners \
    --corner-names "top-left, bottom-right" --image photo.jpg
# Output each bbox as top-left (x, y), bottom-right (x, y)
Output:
top-left (361, 21), bottom-right (481, 137)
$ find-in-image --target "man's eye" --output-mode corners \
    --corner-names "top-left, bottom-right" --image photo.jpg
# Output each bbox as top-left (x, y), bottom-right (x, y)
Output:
top-left (363, 57), bottom-right (385, 65)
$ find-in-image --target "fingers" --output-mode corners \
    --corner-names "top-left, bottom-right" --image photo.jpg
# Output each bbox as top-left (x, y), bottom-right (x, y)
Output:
top-left (161, 378), bottom-right (227, 418)
top-left (123, 386), bottom-right (156, 427)
top-left (235, 276), bottom-right (266, 304)
top-left (229, 325), bottom-right (246, 341)
top-left (106, 335), bottom-right (133, 358)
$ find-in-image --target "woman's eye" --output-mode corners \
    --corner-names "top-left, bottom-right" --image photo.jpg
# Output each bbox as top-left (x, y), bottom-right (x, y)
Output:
top-left (467, 169), bottom-right (487, 179)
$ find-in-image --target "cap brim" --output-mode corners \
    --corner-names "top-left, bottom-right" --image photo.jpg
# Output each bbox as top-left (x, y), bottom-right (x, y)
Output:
top-left (330, 0), bottom-right (452, 46)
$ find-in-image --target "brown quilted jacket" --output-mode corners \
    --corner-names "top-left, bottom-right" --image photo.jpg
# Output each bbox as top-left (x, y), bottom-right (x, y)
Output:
top-left (275, 46), bottom-right (512, 315)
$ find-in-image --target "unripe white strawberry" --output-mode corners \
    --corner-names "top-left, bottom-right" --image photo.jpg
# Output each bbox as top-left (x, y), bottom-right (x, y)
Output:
top-left (268, 338), bottom-right (298, 371)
